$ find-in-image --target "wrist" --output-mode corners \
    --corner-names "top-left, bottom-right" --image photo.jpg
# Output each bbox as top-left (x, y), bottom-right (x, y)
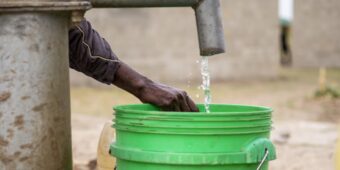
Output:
top-left (133, 76), bottom-right (152, 99)
top-left (111, 62), bottom-right (155, 101)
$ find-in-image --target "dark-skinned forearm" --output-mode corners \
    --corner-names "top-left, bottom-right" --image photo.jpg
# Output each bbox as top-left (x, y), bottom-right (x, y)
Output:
top-left (112, 62), bottom-right (150, 99)
top-left (112, 62), bottom-right (199, 112)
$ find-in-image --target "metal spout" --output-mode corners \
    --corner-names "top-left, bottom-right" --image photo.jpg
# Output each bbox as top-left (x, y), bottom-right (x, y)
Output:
top-left (194, 0), bottom-right (225, 56)
top-left (91, 0), bottom-right (226, 56)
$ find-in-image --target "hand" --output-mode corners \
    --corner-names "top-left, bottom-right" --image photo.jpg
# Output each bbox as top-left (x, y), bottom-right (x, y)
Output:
top-left (113, 62), bottom-right (199, 112)
top-left (137, 80), bottom-right (199, 112)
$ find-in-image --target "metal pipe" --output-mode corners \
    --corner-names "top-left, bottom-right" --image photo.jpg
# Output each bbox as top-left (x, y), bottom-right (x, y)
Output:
top-left (91, 0), bottom-right (226, 56)
top-left (91, 0), bottom-right (199, 8)
top-left (195, 0), bottom-right (225, 56)
top-left (0, 1), bottom-right (91, 11)
top-left (0, 1), bottom-right (88, 169)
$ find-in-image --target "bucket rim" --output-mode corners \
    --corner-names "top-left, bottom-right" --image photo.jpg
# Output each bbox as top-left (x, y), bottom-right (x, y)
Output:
top-left (113, 104), bottom-right (273, 116)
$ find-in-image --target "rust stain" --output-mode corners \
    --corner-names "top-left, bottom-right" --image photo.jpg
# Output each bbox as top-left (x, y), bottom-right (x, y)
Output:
top-left (48, 128), bottom-right (58, 151)
top-left (7, 129), bottom-right (14, 139)
top-left (0, 157), bottom-right (12, 165)
top-left (13, 151), bottom-right (21, 157)
top-left (47, 43), bottom-right (52, 50)
top-left (29, 44), bottom-right (40, 52)
top-left (0, 75), bottom-right (12, 84)
top-left (20, 143), bottom-right (33, 149)
top-left (21, 96), bottom-right (30, 100)
top-left (41, 135), bottom-right (47, 143)
top-left (0, 136), bottom-right (9, 147)
top-left (19, 156), bottom-right (29, 162)
top-left (15, 24), bottom-right (25, 31)
top-left (13, 115), bottom-right (24, 130)
top-left (0, 151), bottom-right (21, 165)
top-left (32, 103), bottom-right (47, 112)
top-left (51, 140), bottom-right (58, 151)
top-left (53, 117), bottom-right (61, 123)
top-left (0, 91), bottom-right (11, 102)
top-left (48, 127), bottom-right (55, 136)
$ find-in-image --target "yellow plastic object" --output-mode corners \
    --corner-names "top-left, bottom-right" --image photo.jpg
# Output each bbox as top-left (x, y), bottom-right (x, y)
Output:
top-left (97, 123), bottom-right (116, 170)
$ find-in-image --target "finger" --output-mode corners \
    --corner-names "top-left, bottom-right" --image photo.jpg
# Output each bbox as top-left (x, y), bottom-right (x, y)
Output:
top-left (163, 98), bottom-right (181, 112)
top-left (178, 93), bottom-right (191, 112)
top-left (168, 95), bottom-right (181, 112)
top-left (186, 96), bottom-right (199, 112)
top-left (173, 102), bottom-right (181, 112)
top-left (159, 99), bottom-right (175, 111)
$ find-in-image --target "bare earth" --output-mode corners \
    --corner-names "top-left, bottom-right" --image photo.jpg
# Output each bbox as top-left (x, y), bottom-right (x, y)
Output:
top-left (71, 69), bottom-right (340, 170)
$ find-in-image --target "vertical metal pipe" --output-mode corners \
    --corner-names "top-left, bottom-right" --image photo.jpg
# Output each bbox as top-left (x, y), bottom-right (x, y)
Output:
top-left (195, 0), bottom-right (225, 56)
top-left (0, 12), bottom-right (72, 170)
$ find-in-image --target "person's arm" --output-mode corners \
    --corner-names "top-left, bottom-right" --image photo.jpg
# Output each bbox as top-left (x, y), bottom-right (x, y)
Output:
top-left (69, 19), bottom-right (198, 112)
top-left (113, 62), bottom-right (198, 112)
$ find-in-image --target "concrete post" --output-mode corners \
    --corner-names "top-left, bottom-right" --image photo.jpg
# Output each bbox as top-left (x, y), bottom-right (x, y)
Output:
top-left (0, 1), bottom-right (89, 169)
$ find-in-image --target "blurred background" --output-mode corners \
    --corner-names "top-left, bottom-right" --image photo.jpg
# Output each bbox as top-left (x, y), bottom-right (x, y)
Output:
top-left (71, 0), bottom-right (340, 169)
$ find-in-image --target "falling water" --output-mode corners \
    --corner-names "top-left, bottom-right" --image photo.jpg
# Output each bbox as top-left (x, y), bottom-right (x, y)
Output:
top-left (200, 56), bottom-right (211, 113)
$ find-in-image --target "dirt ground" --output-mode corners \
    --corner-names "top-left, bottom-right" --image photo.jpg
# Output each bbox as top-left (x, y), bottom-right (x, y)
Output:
top-left (71, 68), bottom-right (340, 170)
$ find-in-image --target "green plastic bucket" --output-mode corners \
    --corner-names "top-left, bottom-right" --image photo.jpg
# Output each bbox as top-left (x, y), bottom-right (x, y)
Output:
top-left (110, 104), bottom-right (276, 170)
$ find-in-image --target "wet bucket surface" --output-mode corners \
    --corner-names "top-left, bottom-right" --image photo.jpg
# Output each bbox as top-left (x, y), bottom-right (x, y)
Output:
top-left (110, 104), bottom-right (276, 170)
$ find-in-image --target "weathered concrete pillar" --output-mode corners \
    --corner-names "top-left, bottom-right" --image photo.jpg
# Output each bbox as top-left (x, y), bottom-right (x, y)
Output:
top-left (0, 1), bottom-right (89, 169)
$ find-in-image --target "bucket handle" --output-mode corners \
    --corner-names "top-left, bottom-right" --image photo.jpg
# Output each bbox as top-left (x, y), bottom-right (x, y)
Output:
top-left (256, 148), bottom-right (269, 170)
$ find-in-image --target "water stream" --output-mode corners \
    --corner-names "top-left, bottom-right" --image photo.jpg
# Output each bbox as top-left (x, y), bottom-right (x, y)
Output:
top-left (200, 56), bottom-right (211, 113)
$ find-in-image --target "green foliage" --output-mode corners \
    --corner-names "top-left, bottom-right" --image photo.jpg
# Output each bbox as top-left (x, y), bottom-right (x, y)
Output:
top-left (315, 86), bottom-right (340, 99)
